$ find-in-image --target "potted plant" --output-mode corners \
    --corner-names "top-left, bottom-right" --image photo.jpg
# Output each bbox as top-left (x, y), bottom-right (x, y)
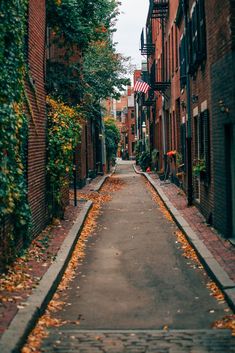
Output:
top-left (193, 159), bottom-right (206, 180)
top-left (151, 149), bottom-right (159, 171)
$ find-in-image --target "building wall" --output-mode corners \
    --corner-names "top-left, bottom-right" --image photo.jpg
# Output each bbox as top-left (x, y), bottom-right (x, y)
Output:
top-left (209, 0), bottom-right (235, 237)
top-left (140, 0), bottom-right (235, 238)
top-left (27, 0), bottom-right (48, 236)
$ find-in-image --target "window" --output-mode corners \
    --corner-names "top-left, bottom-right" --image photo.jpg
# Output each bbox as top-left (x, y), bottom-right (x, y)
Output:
top-left (116, 111), bottom-right (122, 122)
top-left (190, 0), bottom-right (206, 71)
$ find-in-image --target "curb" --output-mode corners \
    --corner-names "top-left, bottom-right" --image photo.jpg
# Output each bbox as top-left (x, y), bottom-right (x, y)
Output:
top-left (133, 165), bottom-right (235, 312)
top-left (0, 200), bottom-right (93, 353)
top-left (91, 165), bottom-right (117, 192)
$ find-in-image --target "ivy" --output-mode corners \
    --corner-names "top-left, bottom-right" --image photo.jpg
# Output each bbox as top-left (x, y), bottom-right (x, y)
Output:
top-left (46, 97), bottom-right (81, 218)
top-left (0, 1), bottom-right (31, 262)
top-left (104, 118), bottom-right (120, 171)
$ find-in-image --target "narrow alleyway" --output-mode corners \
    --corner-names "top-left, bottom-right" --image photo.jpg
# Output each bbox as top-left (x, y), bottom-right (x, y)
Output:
top-left (40, 161), bottom-right (234, 352)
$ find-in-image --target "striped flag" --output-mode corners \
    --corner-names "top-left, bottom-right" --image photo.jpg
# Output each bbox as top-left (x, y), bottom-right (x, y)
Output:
top-left (133, 79), bottom-right (150, 94)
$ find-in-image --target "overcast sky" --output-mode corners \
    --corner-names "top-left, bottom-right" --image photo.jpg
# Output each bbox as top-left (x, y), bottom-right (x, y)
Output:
top-left (113, 0), bottom-right (149, 72)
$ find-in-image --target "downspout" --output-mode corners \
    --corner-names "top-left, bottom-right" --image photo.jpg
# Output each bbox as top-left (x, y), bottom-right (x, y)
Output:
top-left (182, 0), bottom-right (193, 205)
top-left (162, 96), bottom-right (167, 172)
top-left (161, 18), bottom-right (167, 172)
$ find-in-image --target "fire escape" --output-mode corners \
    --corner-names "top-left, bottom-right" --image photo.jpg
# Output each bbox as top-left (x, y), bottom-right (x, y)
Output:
top-left (140, 26), bottom-right (155, 56)
top-left (148, 0), bottom-right (170, 96)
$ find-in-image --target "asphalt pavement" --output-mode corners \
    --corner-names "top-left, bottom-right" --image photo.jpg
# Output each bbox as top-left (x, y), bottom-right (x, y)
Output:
top-left (40, 161), bottom-right (235, 352)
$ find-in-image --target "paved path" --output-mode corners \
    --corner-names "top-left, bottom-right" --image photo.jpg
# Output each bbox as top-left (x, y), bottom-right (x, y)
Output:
top-left (41, 162), bottom-right (235, 352)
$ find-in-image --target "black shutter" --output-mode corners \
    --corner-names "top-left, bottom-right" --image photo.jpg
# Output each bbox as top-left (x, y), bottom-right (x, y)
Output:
top-left (198, 0), bottom-right (207, 60)
top-left (150, 60), bottom-right (156, 86)
top-left (180, 123), bottom-right (186, 172)
top-left (179, 35), bottom-right (186, 88)
top-left (188, 19), bottom-right (193, 73)
top-left (204, 109), bottom-right (210, 182)
top-left (191, 4), bottom-right (199, 66)
top-left (199, 112), bottom-right (204, 158)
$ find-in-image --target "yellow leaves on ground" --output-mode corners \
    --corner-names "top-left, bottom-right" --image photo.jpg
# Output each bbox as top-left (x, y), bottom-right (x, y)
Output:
top-left (213, 315), bottom-right (235, 336)
top-left (22, 176), bottom-right (124, 353)
top-left (207, 281), bottom-right (225, 302)
top-left (145, 177), bottom-right (235, 336)
top-left (145, 180), bottom-right (174, 223)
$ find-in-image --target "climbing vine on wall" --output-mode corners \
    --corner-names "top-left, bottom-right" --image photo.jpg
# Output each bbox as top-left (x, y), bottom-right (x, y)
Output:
top-left (0, 1), bottom-right (31, 261)
top-left (46, 97), bottom-right (81, 218)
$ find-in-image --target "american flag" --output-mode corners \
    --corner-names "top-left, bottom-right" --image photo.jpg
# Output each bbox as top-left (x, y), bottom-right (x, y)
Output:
top-left (133, 79), bottom-right (150, 94)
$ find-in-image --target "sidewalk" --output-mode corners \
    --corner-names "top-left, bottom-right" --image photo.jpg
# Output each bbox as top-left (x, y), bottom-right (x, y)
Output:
top-left (134, 165), bottom-right (235, 312)
top-left (0, 174), bottom-right (108, 353)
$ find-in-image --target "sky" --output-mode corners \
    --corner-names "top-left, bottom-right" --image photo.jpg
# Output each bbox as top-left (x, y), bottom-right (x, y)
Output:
top-left (113, 0), bottom-right (149, 75)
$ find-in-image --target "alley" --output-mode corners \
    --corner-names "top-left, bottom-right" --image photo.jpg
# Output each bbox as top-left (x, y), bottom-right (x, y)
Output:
top-left (40, 161), bottom-right (235, 352)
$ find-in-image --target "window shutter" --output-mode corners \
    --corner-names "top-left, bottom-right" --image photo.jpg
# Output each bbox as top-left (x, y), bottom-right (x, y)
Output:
top-left (150, 60), bottom-right (156, 86)
top-left (188, 19), bottom-right (193, 72)
top-left (180, 123), bottom-right (186, 172)
top-left (198, 0), bottom-right (207, 60)
top-left (204, 109), bottom-right (210, 182)
top-left (179, 35), bottom-right (186, 88)
top-left (199, 112), bottom-right (205, 158)
top-left (192, 4), bottom-right (199, 66)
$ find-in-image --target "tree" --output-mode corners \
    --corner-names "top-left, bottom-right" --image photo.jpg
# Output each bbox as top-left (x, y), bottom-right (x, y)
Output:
top-left (46, 0), bottom-right (130, 106)
top-left (104, 118), bottom-right (120, 171)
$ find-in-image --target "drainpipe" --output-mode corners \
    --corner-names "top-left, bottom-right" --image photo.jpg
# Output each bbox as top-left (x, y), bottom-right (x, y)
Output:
top-left (161, 18), bottom-right (167, 172)
top-left (182, 0), bottom-right (193, 206)
top-left (162, 96), bottom-right (167, 172)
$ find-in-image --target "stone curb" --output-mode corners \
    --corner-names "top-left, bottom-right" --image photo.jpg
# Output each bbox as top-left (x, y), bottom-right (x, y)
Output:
top-left (133, 165), bottom-right (235, 312)
top-left (0, 200), bottom-right (93, 353)
top-left (91, 165), bottom-right (117, 192)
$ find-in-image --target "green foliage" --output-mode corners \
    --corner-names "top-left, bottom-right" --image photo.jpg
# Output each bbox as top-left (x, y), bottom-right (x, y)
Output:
top-left (135, 140), bottom-right (143, 165)
top-left (139, 151), bottom-right (151, 172)
top-left (151, 148), bottom-right (159, 170)
top-left (46, 0), bottom-right (131, 110)
top-left (0, 1), bottom-right (31, 257)
top-left (104, 118), bottom-right (120, 170)
top-left (83, 41), bottom-right (131, 101)
top-left (46, 97), bottom-right (81, 217)
top-left (193, 158), bottom-right (206, 177)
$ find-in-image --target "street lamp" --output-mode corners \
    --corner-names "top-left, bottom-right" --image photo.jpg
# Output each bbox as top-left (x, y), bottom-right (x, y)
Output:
top-left (142, 121), bottom-right (146, 151)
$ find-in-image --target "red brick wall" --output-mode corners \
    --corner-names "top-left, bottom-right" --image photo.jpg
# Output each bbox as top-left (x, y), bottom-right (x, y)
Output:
top-left (27, 0), bottom-right (48, 236)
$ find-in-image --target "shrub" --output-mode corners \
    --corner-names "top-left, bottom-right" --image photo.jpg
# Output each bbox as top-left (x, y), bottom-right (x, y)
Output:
top-left (139, 151), bottom-right (151, 172)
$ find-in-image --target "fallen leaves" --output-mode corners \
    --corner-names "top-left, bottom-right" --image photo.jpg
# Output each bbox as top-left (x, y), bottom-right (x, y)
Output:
top-left (207, 281), bottom-right (225, 302)
top-left (145, 180), bottom-right (174, 223)
top-left (145, 177), bottom-right (235, 335)
top-left (22, 176), bottom-right (124, 353)
top-left (213, 315), bottom-right (235, 336)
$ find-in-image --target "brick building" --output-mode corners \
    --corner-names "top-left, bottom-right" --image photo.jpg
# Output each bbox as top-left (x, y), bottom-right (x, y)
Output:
top-left (138, 0), bottom-right (235, 240)
top-left (46, 17), bottom-right (103, 188)
top-left (26, 0), bottom-right (48, 236)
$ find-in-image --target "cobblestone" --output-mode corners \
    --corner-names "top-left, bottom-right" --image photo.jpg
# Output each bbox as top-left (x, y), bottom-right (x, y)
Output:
top-left (41, 329), bottom-right (235, 353)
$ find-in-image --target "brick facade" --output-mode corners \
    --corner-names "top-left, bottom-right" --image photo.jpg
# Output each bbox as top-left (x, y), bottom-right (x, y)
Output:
top-left (138, 0), bottom-right (235, 239)
top-left (209, 0), bottom-right (235, 237)
top-left (27, 0), bottom-right (48, 236)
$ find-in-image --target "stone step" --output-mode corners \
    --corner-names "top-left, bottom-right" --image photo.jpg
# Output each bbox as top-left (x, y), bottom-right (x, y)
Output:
top-left (41, 329), bottom-right (235, 352)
